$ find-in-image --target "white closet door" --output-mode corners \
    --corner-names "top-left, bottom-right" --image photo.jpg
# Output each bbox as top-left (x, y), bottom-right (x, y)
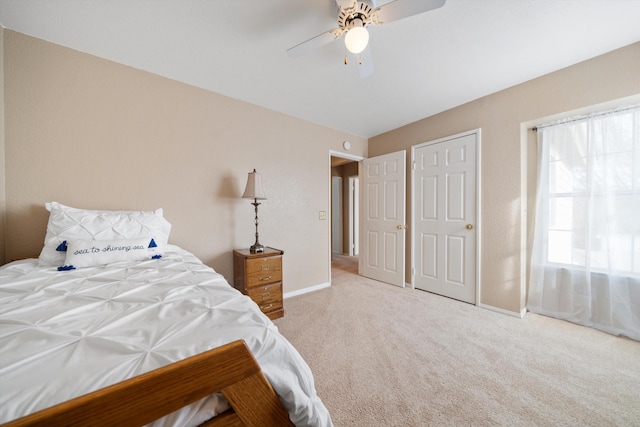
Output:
top-left (413, 132), bottom-right (477, 303)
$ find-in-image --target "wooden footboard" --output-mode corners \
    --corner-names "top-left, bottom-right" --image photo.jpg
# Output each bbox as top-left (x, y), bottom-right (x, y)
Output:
top-left (1, 340), bottom-right (294, 427)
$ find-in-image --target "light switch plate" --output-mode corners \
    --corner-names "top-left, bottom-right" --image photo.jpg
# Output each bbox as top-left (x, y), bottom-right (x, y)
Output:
top-left (319, 211), bottom-right (327, 220)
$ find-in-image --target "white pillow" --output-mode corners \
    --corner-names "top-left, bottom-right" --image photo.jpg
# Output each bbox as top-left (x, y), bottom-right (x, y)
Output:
top-left (39, 202), bottom-right (172, 267)
top-left (61, 238), bottom-right (162, 269)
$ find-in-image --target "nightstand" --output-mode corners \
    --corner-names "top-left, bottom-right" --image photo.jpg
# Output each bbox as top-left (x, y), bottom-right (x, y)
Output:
top-left (233, 247), bottom-right (284, 320)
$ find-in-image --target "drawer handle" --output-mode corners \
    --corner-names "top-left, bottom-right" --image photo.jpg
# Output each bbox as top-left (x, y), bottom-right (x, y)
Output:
top-left (261, 304), bottom-right (273, 311)
top-left (260, 276), bottom-right (272, 281)
top-left (262, 293), bottom-right (270, 299)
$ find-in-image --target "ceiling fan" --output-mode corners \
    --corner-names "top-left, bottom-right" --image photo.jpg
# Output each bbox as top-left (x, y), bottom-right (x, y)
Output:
top-left (287, 0), bottom-right (446, 78)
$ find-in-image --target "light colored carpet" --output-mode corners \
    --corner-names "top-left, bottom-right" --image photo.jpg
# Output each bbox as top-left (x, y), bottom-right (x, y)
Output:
top-left (274, 254), bottom-right (640, 426)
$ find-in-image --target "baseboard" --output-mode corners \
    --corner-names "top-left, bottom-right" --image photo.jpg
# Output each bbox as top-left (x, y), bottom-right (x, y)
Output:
top-left (284, 282), bottom-right (331, 299)
top-left (478, 303), bottom-right (526, 319)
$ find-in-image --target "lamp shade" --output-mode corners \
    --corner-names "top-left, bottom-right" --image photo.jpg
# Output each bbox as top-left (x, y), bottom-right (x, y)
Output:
top-left (344, 20), bottom-right (369, 54)
top-left (242, 169), bottom-right (267, 200)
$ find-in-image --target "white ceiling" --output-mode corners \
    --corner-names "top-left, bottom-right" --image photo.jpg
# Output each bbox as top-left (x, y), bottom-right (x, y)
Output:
top-left (1, 0), bottom-right (639, 138)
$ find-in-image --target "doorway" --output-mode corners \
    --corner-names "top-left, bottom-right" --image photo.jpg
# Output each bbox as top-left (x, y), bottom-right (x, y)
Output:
top-left (329, 152), bottom-right (363, 281)
top-left (331, 176), bottom-right (343, 254)
top-left (348, 176), bottom-right (359, 256)
top-left (331, 157), bottom-right (359, 256)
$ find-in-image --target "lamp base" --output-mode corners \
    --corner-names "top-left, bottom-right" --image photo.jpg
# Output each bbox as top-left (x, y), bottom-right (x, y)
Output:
top-left (250, 244), bottom-right (265, 254)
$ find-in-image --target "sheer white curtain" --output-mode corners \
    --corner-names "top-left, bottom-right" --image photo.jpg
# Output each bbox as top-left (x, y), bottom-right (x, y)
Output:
top-left (528, 106), bottom-right (640, 341)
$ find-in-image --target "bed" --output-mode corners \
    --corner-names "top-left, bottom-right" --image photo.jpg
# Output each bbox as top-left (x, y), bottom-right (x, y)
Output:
top-left (0, 203), bottom-right (332, 427)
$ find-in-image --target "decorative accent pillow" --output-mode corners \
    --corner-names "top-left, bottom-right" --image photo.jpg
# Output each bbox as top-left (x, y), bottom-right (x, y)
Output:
top-left (59, 238), bottom-right (162, 270)
top-left (38, 202), bottom-right (172, 267)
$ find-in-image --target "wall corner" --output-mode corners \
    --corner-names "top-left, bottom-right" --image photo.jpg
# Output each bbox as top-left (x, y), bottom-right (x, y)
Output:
top-left (0, 26), bottom-right (7, 264)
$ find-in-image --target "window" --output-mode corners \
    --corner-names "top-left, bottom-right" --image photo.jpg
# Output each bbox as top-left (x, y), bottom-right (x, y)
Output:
top-left (543, 110), bottom-right (639, 273)
top-left (528, 105), bottom-right (640, 341)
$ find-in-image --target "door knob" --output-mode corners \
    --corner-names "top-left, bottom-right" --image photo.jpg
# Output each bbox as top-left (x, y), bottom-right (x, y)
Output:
top-left (466, 224), bottom-right (473, 230)
top-left (397, 225), bottom-right (406, 230)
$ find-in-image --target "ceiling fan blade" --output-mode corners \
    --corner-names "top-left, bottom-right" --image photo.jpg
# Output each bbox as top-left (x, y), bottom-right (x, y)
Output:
top-left (287, 29), bottom-right (341, 58)
top-left (374, 0), bottom-right (446, 24)
top-left (335, 0), bottom-right (355, 8)
top-left (356, 47), bottom-right (374, 78)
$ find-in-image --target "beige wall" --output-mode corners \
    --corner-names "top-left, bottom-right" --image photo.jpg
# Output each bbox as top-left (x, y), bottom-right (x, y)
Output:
top-left (369, 42), bottom-right (640, 314)
top-left (1, 29), bottom-right (367, 293)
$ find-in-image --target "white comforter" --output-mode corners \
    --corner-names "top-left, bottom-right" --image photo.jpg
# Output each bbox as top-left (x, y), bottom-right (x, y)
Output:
top-left (0, 245), bottom-right (332, 427)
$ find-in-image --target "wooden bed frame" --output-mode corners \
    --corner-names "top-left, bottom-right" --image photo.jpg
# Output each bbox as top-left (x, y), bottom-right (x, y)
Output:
top-left (1, 340), bottom-right (294, 427)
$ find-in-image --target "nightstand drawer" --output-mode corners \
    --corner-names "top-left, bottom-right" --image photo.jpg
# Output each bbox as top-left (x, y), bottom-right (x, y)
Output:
top-left (257, 300), bottom-right (283, 316)
top-left (246, 257), bottom-right (282, 286)
top-left (246, 256), bottom-right (281, 274)
top-left (247, 271), bottom-right (282, 287)
top-left (247, 283), bottom-right (282, 304)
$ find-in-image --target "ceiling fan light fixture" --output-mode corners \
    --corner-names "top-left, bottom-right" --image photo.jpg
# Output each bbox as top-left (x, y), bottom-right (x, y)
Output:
top-left (344, 21), bottom-right (369, 54)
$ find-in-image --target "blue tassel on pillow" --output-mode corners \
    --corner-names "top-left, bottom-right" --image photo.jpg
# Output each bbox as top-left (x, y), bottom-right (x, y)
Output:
top-left (148, 239), bottom-right (158, 248)
top-left (56, 241), bottom-right (68, 252)
top-left (57, 265), bottom-right (76, 271)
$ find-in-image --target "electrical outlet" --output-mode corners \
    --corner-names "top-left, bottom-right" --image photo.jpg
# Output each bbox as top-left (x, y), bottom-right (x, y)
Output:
top-left (319, 211), bottom-right (327, 220)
